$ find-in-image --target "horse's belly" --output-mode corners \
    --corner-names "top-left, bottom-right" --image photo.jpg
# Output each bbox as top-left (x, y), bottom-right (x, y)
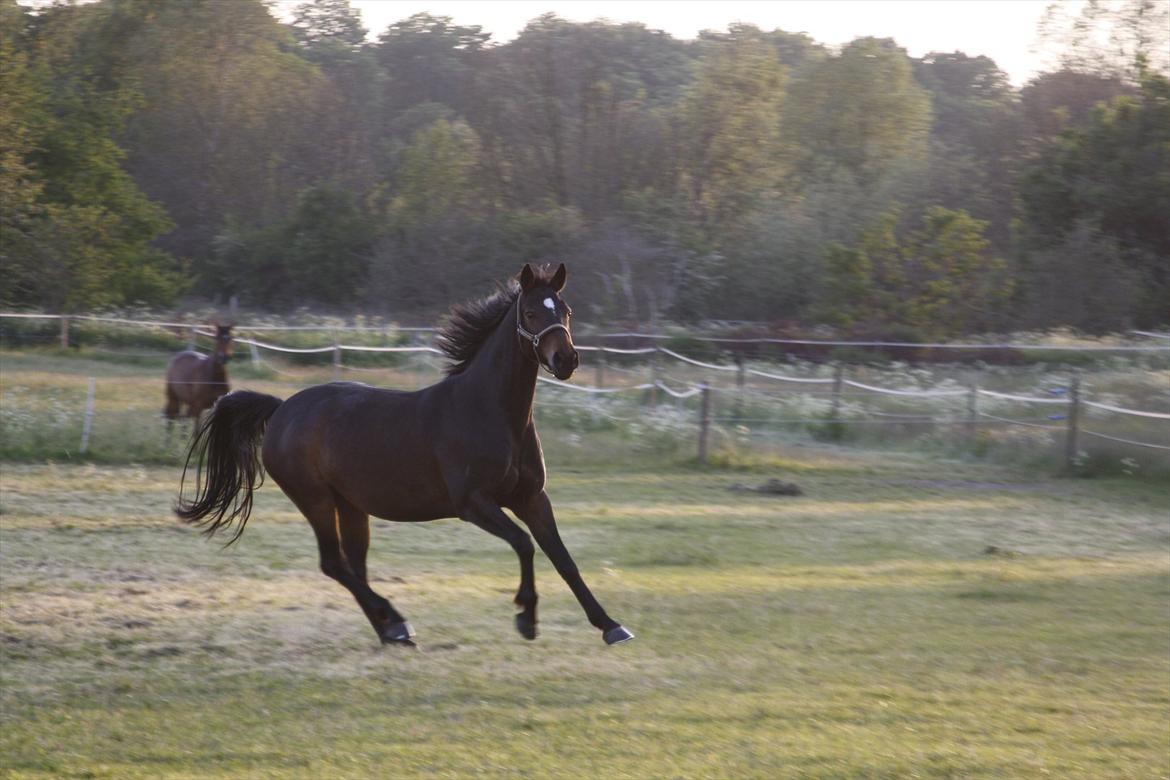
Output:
top-left (363, 485), bottom-right (455, 523)
top-left (327, 453), bottom-right (455, 522)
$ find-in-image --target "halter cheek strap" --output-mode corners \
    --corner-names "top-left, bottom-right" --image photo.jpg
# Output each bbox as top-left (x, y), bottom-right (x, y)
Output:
top-left (516, 299), bottom-right (569, 374)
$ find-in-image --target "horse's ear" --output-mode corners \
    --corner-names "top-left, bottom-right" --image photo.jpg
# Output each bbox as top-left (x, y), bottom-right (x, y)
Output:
top-left (551, 263), bottom-right (567, 292)
top-left (518, 264), bottom-right (536, 291)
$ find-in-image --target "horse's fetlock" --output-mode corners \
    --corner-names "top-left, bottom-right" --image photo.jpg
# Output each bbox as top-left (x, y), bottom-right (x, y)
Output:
top-left (320, 559), bottom-right (346, 580)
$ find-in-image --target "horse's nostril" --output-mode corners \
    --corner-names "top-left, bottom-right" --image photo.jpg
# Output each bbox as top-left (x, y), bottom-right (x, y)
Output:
top-left (571, 351), bottom-right (579, 368)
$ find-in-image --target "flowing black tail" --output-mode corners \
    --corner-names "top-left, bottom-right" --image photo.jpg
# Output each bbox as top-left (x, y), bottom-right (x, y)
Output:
top-left (176, 390), bottom-right (283, 544)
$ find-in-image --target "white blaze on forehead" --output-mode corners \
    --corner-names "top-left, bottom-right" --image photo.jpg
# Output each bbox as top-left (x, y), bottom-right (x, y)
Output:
top-left (542, 297), bottom-right (556, 312)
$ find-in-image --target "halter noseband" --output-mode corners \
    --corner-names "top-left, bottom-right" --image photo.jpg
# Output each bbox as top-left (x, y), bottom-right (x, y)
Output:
top-left (516, 297), bottom-right (569, 374)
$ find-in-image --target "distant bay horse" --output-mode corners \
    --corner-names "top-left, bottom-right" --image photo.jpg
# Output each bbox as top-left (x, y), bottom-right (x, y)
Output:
top-left (165, 324), bottom-right (233, 428)
top-left (176, 265), bottom-right (633, 647)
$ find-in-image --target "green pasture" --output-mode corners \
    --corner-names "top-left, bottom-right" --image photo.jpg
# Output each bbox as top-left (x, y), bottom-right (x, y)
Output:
top-left (2, 445), bottom-right (1168, 778)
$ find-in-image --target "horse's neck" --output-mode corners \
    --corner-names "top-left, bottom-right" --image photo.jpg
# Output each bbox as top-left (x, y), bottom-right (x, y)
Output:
top-left (464, 302), bottom-right (537, 432)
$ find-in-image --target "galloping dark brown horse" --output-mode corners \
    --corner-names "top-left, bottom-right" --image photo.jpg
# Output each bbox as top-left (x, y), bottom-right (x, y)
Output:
top-left (176, 265), bottom-right (633, 647)
top-left (165, 325), bottom-right (233, 428)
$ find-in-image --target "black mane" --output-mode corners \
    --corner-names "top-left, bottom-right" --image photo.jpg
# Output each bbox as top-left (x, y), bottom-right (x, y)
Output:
top-left (437, 267), bottom-right (558, 376)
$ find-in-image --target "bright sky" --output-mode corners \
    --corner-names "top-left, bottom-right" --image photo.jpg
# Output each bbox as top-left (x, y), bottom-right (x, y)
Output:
top-left (21, 0), bottom-right (1059, 85)
top-left (334, 0), bottom-right (1057, 85)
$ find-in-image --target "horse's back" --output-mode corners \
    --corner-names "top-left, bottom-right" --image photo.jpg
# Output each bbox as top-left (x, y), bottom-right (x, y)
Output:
top-left (166, 351), bottom-right (210, 404)
top-left (263, 382), bottom-right (453, 521)
top-left (166, 350), bottom-right (205, 377)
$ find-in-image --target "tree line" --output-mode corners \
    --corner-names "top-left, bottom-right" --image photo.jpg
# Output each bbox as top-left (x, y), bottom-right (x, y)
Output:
top-left (1, 0), bottom-right (1167, 336)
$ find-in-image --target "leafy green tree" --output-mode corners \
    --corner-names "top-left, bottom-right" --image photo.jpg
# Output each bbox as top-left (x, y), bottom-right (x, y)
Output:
top-left (912, 53), bottom-right (1020, 249)
top-left (288, 1), bottom-right (387, 199)
top-left (786, 37), bottom-right (933, 188)
top-left (1022, 221), bottom-right (1142, 333)
top-left (1019, 69), bottom-right (1132, 141)
top-left (817, 243), bottom-right (874, 329)
top-left (364, 119), bottom-right (494, 309)
top-left (0, 0), bottom-right (181, 310)
top-left (374, 14), bottom-right (489, 118)
top-left (1018, 70), bottom-right (1170, 326)
top-left (387, 119), bottom-right (484, 224)
top-left (116, 0), bottom-right (326, 268)
top-left (478, 15), bottom-right (693, 213)
top-left (212, 186), bottom-right (373, 307)
top-left (0, 0), bottom-right (48, 306)
top-left (816, 206), bottom-right (1012, 336)
top-left (678, 25), bottom-right (786, 235)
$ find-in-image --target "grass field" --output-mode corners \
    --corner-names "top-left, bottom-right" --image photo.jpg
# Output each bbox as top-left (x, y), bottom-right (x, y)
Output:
top-left (2, 443), bottom-right (1168, 778)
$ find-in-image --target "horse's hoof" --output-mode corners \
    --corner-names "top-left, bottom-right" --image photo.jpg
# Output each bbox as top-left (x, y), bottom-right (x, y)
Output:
top-left (381, 621), bottom-right (415, 645)
top-left (603, 625), bottom-right (634, 645)
top-left (515, 614), bottom-right (538, 641)
top-left (382, 637), bottom-right (417, 648)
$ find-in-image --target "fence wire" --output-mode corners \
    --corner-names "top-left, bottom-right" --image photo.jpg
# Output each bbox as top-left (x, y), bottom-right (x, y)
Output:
top-left (4, 312), bottom-right (1168, 462)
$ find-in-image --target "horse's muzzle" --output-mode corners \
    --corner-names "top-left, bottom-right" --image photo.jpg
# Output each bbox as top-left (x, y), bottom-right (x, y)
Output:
top-left (551, 349), bottom-right (579, 381)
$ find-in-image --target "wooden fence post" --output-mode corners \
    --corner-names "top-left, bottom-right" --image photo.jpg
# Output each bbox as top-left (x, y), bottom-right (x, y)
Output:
top-left (830, 363), bottom-right (845, 423)
top-left (697, 382), bottom-right (711, 464)
top-left (595, 345), bottom-right (606, 389)
top-left (734, 353), bottom-right (745, 420)
top-left (187, 326), bottom-right (197, 350)
top-left (332, 339), bottom-right (342, 381)
top-left (59, 316), bottom-right (70, 349)
top-left (966, 378), bottom-right (979, 445)
top-left (649, 347), bottom-right (660, 406)
top-left (79, 376), bottom-right (96, 455)
top-left (1065, 374), bottom-right (1081, 472)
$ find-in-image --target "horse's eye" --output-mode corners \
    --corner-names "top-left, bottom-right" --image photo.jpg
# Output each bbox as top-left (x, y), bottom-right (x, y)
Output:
top-left (525, 311), bottom-right (535, 319)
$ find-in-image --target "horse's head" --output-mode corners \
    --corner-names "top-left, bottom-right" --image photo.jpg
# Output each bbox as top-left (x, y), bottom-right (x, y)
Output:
top-left (516, 263), bottom-right (578, 381)
top-left (214, 324), bottom-right (234, 365)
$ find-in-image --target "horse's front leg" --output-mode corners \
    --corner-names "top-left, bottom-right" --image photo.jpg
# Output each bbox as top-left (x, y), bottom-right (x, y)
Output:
top-left (457, 493), bottom-right (539, 641)
top-left (512, 490), bottom-right (633, 645)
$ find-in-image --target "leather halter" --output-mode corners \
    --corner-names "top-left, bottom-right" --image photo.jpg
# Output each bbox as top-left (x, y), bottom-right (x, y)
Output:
top-left (516, 296), bottom-right (569, 375)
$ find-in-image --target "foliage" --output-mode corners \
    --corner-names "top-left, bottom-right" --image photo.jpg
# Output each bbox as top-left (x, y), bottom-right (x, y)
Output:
top-left (1, 0), bottom-right (1167, 332)
top-left (1020, 221), bottom-right (1143, 333)
top-left (1018, 70), bottom-right (1170, 327)
top-left (677, 25), bottom-right (786, 235)
top-left (0, 0), bottom-right (182, 311)
top-left (785, 37), bottom-right (933, 188)
top-left (212, 186), bottom-right (375, 307)
top-left (818, 206), bottom-right (1013, 337)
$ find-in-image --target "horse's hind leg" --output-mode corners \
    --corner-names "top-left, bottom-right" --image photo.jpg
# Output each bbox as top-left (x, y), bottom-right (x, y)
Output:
top-left (164, 385), bottom-right (180, 439)
top-left (333, 492), bottom-right (413, 643)
top-left (285, 484), bottom-right (412, 645)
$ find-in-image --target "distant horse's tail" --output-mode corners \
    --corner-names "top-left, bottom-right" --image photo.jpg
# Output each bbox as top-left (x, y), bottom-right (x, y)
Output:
top-left (176, 390), bottom-right (283, 544)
